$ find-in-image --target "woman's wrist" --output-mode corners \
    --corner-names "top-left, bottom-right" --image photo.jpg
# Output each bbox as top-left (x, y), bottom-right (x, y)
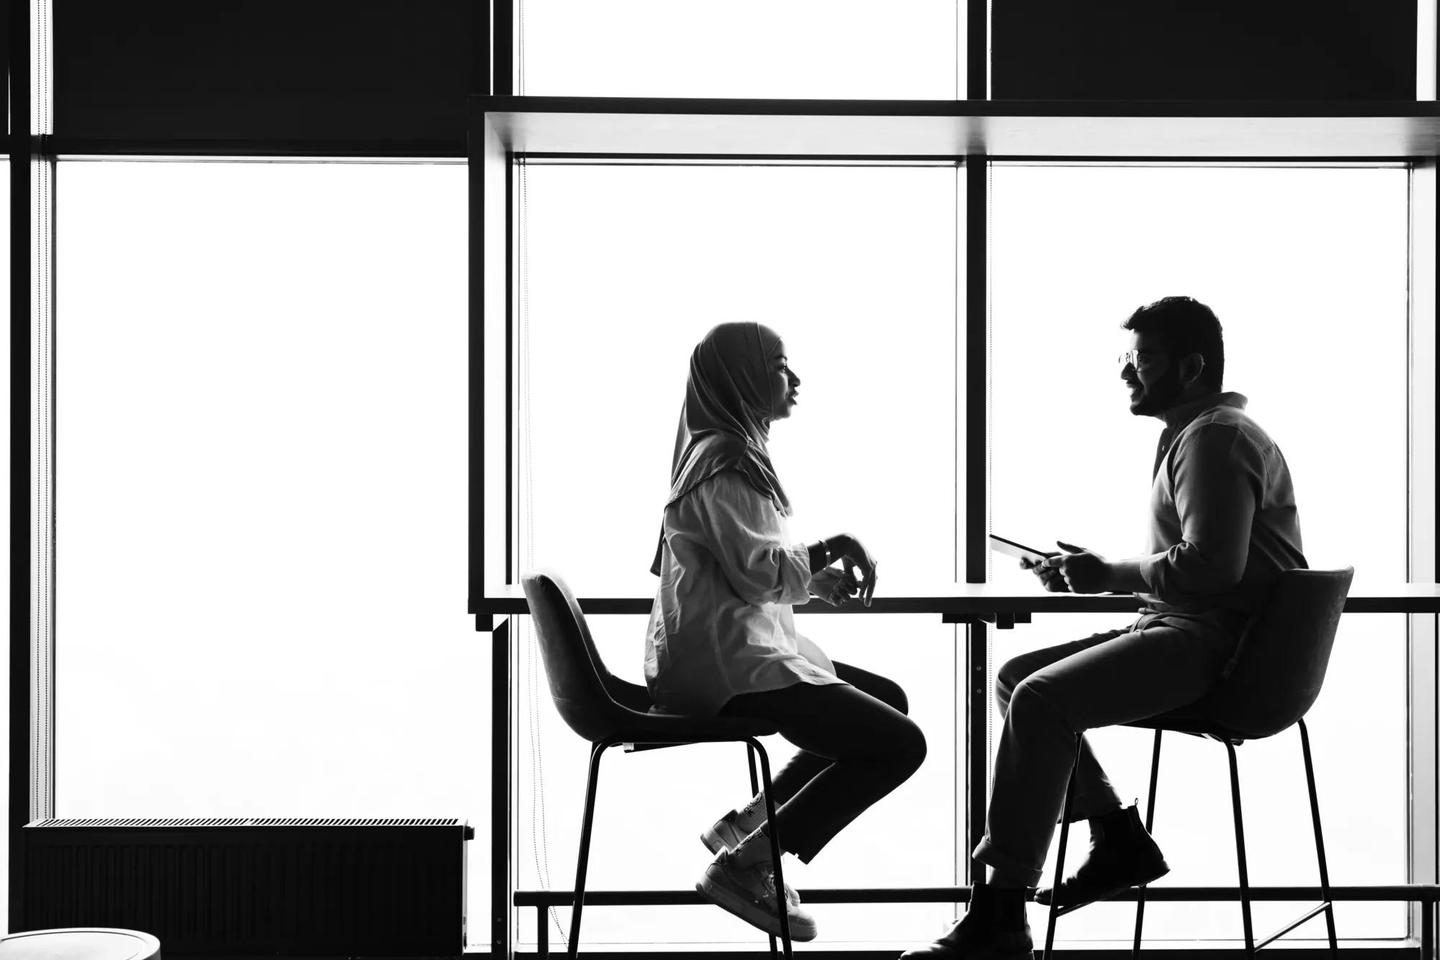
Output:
top-left (807, 540), bottom-right (830, 573)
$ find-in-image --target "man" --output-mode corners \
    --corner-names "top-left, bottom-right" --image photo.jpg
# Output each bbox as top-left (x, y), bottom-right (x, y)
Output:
top-left (902, 296), bottom-right (1306, 960)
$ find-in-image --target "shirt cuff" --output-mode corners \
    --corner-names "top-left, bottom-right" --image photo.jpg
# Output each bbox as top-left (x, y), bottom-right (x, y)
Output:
top-left (780, 541), bottom-right (815, 606)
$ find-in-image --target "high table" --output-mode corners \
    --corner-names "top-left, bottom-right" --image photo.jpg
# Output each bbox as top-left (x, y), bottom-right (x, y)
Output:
top-left (475, 583), bottom-right (1440, 959)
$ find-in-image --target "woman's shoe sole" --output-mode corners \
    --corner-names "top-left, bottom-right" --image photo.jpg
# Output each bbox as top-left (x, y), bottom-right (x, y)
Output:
top-left (695, 875), bottom-right (817, 942)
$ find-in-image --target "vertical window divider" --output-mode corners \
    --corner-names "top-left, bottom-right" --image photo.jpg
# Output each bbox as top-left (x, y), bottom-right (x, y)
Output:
top-left (1413, 157), bottom-right (1440, 945)
top-left (963, 0), bottom-right (991, 891)
top-left (8, 0), bottom-right (34, 933)
top-left (964, 155), bottom-right (989, 887)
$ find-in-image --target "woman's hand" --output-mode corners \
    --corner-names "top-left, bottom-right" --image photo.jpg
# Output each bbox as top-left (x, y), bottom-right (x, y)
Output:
top-left (829, 534), bottom-right (878, 607)
top-left (810, 568), bottom-right (860, 606)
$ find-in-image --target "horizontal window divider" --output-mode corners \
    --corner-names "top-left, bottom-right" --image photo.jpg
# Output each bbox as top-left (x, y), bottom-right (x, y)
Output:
top-left (484, 96), bottom-right (1440, 119)
top-left (513, 884), bottom-right (1440, 907)
top-left (472, 585), bottom-right (1440, 622)
top-left (46, 138), bottom-right (465, 159)
top-left (477, 97), bottom-right (1440, 161)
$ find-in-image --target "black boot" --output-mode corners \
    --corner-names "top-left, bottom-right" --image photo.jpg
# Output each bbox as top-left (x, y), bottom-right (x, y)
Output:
top-left (1033, 805), bottom-right (1169, 908)
top-left (899, 884), bottom-right (1034, 960)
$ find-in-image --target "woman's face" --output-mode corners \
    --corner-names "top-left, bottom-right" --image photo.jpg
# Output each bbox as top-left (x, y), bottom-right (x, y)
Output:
top-left (766, 341), bottom-right (801, 422)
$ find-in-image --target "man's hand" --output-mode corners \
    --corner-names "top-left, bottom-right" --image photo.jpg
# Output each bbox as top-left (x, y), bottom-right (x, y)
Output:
top-left (1046, 540), bottom-right (1111, 594)
top-left (811, 568), bottom-right (860, 606)
top-left (1021, 551), bottom-right (1068, 592)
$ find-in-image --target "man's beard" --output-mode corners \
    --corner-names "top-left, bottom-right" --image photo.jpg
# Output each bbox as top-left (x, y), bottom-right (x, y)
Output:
top-left (1129, 365), bottom-right (1186, 416)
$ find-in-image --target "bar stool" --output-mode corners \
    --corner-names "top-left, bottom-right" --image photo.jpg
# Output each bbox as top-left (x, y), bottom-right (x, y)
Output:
top-left (522, 570), bottom-right (795, 959)
top-left (1043, 567), bottom-right (1353, 960)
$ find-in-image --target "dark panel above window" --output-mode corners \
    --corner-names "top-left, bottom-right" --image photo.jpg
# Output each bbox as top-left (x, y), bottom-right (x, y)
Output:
top-left (993, 0), bottom-right (1416, 100)
top-left (55, 1), bottom-right (473, 153)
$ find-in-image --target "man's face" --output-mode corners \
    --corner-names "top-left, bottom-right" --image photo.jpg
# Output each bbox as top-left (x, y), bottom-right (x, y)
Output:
top-left (1119, 330), bottom-right (1185, 416)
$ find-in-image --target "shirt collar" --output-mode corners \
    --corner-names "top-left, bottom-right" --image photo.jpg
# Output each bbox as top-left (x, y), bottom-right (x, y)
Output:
top-left (1160, 390), bottom-right (1248, 433)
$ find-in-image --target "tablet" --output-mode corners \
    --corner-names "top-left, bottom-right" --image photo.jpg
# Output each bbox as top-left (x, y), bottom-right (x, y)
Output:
top-left (989, 534), bottom-right (1052, 565)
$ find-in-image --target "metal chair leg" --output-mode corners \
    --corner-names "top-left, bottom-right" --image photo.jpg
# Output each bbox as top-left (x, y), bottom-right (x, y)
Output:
top-left (749, 738), bottom-right (794, 960)
top-left (1224, 740), bottom-right (1256, 959)
top-left (1133, 729), bottom-right (1163, 958)
top-left (1298, 719), bottom-right (1338, 958)
top-left (746, 742), bottom-right (778, 959)
top-left (567, 740), bottom-right (609, 959)
top-left (1044, 733), bottom-right (1084, 960)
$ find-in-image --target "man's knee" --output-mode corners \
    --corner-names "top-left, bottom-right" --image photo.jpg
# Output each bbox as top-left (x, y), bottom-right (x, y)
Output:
top-left (995, 655), bottom-right (1029, 711)
top-left (1007, 675), bottom-right (1074, 733)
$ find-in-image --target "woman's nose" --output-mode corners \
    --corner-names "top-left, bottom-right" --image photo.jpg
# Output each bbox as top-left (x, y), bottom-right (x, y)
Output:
top-left (789, 370), bottom-right (801, 387)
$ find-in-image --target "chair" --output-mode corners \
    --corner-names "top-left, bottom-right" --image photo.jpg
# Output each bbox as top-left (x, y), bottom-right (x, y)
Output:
top-left (521, 570), bottom-right (795, 959)
top-left (1043, 567), bottom-right (1354, 960)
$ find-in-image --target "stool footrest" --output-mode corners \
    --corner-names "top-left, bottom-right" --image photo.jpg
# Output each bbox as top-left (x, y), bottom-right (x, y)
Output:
top-left (1256, 901), bottom-right (1331, 950)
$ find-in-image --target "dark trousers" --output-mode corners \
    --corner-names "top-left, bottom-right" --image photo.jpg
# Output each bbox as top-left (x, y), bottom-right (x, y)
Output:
top-left (720, 660), bottom-right (927, 863)
top-left (974, 616), bottom-right (1239, 885)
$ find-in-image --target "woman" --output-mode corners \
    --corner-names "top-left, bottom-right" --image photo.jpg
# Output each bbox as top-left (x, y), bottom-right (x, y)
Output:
top-left (645, 321), bottom-right (927, 941)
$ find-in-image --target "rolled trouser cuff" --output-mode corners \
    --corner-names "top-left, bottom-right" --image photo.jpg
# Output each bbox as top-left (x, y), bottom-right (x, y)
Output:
top-left (973, 837), bottom-right (1044, 888)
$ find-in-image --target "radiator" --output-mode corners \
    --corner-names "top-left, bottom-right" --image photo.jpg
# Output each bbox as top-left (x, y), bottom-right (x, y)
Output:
top-left (21, 817), bottom-right (471, 956)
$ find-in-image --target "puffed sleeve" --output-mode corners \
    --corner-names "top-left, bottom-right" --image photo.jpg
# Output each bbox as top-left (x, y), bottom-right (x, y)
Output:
top-left (1139, 423), bottom-right (1261, 597)
top-left (692, 472), bottom-right (813, 607)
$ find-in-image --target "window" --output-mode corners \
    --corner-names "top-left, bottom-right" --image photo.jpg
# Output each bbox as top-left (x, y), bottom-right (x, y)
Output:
top-left (514, 0), bottom-right (963, 99)
top-left (509, 160), bottom-right (966, 948)
top-left (989, 163), bottom-right (1410, 941)
top-left (52, 159), bottom-right (489, 923)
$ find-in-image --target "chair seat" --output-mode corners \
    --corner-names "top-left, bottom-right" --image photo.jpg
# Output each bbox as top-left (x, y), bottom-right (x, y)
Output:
top-left (619, 710), bottom-right (779, 745)
top-left (1125, 710), bottom-right (1253, 744)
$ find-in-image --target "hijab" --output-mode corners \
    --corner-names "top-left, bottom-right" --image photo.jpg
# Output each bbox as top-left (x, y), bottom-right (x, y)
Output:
top-left (650, 322), bottom-right (792, 575)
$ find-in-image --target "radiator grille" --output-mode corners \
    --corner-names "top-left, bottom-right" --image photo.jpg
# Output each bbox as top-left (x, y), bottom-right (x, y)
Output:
top-left (22, 819), bottom-right (468, 956)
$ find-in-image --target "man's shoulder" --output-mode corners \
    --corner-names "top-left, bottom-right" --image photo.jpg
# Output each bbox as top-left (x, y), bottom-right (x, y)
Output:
top-left (1180, 404), bottom-right (1279, 459)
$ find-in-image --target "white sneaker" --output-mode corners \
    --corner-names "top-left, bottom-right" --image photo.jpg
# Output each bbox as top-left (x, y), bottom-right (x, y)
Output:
top-left (697, 848), bottom-right (817, 942)
top-left (700, 794), bottom-right (768, 854)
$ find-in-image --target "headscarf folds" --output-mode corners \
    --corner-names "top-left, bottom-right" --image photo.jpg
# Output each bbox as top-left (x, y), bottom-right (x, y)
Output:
top-left (650, 322), bottom-right (792, 575)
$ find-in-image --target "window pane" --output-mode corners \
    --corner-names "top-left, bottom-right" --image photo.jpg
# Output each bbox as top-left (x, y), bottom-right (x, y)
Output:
top-left (990, 164), bottom-right (1409, 941)
top-left (515, 162), bottom-right (960, 596)
top-left (512, 162), bottom-right (962, 948)
top-left (53, 160), bottom-right (488, 936)
top-left (515, 0), bottom-right (961, 99)
top-left (515, 614), bottom-right (960, 950)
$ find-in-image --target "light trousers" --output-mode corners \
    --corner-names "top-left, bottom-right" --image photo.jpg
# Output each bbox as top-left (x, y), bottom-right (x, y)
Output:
top-left (973, 613), bottom-right (1240, 885)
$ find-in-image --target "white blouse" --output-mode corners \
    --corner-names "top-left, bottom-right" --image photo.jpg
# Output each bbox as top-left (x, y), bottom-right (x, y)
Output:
top-left (644, 472), bottom-right (844, 716)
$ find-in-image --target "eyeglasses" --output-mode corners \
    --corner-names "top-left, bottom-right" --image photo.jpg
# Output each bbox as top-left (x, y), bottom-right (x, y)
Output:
top-left (1116, 349), bottom-right (1162, 369)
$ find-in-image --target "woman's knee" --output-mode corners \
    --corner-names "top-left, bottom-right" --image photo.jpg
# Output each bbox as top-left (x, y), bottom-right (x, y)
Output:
top-left (836, 663), bottom-right (910, 715)
top-left (893, 715), bottom-right (927, 776)
top-left (871, 676), bottom-right (910, 716)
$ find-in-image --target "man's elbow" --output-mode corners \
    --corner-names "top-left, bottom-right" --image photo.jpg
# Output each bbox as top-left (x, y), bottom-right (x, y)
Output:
top-left (1162, 546), bottom-right (1246, 596)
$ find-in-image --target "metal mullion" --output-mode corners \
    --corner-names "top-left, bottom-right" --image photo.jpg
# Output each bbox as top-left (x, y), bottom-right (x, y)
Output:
top-left (491, 616), bottom-right (513, 959)
top-left (493, 0), bottom-right (514, 98)
top-left (963, 153), bottom-right (989, 886)
top-left (967, 0), bottom-right (987, 100)
top-left (8, 0), bottom-right (32, 932)
top-left (44, 138), bottom-right (465, 159)
top-left (1412, 159), bottom-right (1440, 949)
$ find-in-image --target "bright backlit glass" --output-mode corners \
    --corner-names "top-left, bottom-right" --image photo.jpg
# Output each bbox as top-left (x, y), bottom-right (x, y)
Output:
top-left (53, 160), bottom-right (489, 934)
top-left (510, 161), bottom-right (964, 948)
top-left (515, 0), bottom-right (961, 98)
top-left (990, 164), bottom-right (1409, 942)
